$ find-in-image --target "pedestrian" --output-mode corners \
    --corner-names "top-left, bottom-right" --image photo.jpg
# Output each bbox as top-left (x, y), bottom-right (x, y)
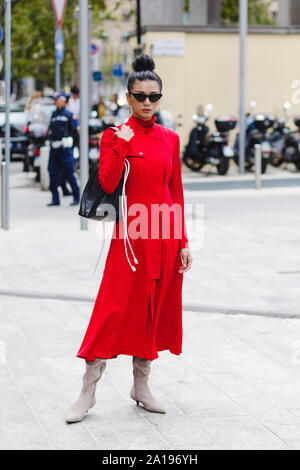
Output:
top-left (47, 92), bottom-right (80, 207)
top-left (24, 90), bottom-right (43, 124)
top-left (110, 92), bottom-right (121, 116)
top-left (66, 54), bottom-right (193, 423)
top-left (66, 84), bottom-right (80, 153)
top-left (67, 85), bottom-right (80, 120)
top-left (93, 95), bottom-right (106, 118)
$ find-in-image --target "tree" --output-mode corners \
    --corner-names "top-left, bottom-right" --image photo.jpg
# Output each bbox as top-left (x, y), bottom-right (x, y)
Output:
top-left (221, 0), bottom-right (275, 25)
top-left (0, 0), bottom-right (130, 89)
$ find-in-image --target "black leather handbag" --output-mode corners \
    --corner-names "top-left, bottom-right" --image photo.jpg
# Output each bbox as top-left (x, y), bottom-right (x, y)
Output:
top-left (78, 165), bottom-right (125, 222)
top-left (78, 126), bottom-right (126, 222)
top-left (78, 127), bottom-right (138, 274)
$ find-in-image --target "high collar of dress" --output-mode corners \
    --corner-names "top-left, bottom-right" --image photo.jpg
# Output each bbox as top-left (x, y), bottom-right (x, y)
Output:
top-left (128, 113), bottom-right (156, 132)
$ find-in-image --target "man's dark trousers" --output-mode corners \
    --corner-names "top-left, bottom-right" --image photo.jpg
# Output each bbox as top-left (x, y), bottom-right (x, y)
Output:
top-left (48, 147), bottom-right (80, 205)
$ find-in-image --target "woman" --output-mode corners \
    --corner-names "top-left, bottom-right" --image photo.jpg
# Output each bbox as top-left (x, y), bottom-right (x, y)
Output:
top-left (24, 90), bottom-right (43, 123)
top-left (66, 54), bottom-right (193, 423)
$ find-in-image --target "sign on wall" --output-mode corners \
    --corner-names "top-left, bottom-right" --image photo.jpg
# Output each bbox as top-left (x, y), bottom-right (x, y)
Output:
top-left (151, 39), bottom-right (185, 56)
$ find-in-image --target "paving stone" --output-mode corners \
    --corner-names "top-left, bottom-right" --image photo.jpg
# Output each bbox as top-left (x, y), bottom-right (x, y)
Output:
top-left (192, 416), bottom-right (290, 450)
top-left (1, 164), bottom-right (300, 449)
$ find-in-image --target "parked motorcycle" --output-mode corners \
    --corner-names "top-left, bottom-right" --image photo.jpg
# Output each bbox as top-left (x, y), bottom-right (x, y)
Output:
top-left (277, 114), bottom-right (300, 171)
top-left (88, 116), bottom-right (103, 174)
top-left (74, 113), bottom-right (104, 175)
top-left (234, 113), bottom-right (274, 174)
top-left (183, 112), bottom-right (237, 175)
top-left (269, 116), bottom-right (290, 167)
top-left (23, 121), bottom-right (48, 179)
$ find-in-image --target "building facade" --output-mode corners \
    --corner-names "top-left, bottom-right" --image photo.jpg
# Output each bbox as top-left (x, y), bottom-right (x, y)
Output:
top-left (277, 0), bottom-right (300, 25)
top-left (140, 0), bottom-right (222, 26)
top-left (127, 0), bottom-right (300, 145)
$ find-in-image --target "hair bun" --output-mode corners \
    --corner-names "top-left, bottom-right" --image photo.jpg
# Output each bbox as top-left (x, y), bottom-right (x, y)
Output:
top-left (132, 54), bottom-right (155, 73)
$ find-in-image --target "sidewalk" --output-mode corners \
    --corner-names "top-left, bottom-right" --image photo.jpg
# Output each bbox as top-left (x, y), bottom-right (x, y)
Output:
top-left (1, 163), bottom-right (300, 449)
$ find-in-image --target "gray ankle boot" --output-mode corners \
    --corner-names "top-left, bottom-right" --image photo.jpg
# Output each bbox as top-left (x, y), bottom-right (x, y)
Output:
top-left (130, 356), bottom-right (166, 414)
top-left (66, 358), bottom-right (107, 423)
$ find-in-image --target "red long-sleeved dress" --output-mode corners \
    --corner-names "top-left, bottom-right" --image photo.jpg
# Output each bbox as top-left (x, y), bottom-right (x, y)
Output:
top-left (76, 113), bottom-right (189, 361)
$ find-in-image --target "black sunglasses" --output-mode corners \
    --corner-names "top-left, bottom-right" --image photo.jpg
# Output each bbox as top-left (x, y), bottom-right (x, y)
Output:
top-left (130, 92), bottom-right (162, 103)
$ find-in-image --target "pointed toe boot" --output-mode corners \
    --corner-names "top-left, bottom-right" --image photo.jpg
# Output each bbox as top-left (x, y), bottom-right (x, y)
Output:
top-left (66, 358), bottom-right (107, 423)
top-left (130, 356), bottom-right (166, 414)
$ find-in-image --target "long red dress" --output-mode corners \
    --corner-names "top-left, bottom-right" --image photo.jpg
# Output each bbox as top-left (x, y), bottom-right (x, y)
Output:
top-left (76, 113), bottom-right (189, 361)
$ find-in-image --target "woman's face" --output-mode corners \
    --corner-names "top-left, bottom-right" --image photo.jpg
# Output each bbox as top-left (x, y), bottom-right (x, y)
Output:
top-left (126, 80), bottom-right (161, 121)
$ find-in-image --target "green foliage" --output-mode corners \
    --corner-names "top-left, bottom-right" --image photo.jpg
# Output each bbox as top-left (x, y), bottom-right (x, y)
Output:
top-left (221, 0), bottom-right (275, 25)
top-left (0, 0), bottom-right (125, 87)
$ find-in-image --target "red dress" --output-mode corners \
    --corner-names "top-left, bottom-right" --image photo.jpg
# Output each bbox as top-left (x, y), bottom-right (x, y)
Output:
top-left (76, 113), bottom-right (189, 361)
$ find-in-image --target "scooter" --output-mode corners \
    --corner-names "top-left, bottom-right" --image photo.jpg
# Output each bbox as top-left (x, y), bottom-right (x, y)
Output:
top-left (23, 121), bottom-right (48, 178)
top-left (269, 102), bottom-right (291, 168)
top-left (183, 107), bottom-right (237, 175)
top-left (279, 114), bottom-right (300, 171)
top-left (74, 112), bottom-right (104, 176)
top-left (234, 110), bottom-right (274, 174)
top-left (269, 118), bottom-right (290, 167)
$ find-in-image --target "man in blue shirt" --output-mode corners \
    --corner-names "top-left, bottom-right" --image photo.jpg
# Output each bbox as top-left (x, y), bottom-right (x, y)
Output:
top-left (47, 91), bottom-right (80, 206)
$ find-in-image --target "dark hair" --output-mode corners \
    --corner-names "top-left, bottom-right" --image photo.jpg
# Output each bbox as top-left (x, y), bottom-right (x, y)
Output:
top-left (127, 54), bottom-right (162, 93)
top-left (71, 85), bottom-right (79, 95)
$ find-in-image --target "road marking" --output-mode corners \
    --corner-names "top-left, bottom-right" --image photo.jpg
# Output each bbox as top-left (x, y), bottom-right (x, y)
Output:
top-left (0, 289), bottom-right (299, 320)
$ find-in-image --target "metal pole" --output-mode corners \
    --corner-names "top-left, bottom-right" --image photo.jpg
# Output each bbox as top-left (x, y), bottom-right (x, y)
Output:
top-left (239, 0), bottom-right (247, 175)
top-left (55, 62), bottom-right (60, 91)
top-left (254, 144), bottom-right (261, 189)
top-left (79, 0), bottom-right (89, 230)
top-left (1, 162), bottom-right (5, 228)
top-left (0, 139), bottom-right (2, 227)
top-left (88, 6), bottom-right (93, 113)
top-left (4, 0), bottom-right (11, 230)
top-left (134, 0), bottom-right (143, 57)
top-left (136, 0), bottom-right (141, 45)
top-left (55, 27), bottom-right (60, 90)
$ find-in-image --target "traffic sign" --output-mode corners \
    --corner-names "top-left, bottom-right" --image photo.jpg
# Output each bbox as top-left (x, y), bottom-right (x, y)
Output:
top-left (93, 71), bottom-right (102, 82)
top-left (51, 0), bottom-right (68, 29)
top-left (91, 42), bottom-right (99, 56)
top-left (55, 28), bottom-right (64, 64)
top-left (112, 63), bottom-right (123, 77)
top-left (0, 25), bottom-right (3, 43)
top-left (91, 38), bottom-right (103, 73)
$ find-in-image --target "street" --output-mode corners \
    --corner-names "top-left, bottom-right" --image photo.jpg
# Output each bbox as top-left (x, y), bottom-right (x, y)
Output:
top-left (0, 162), bottom-right (300, 449)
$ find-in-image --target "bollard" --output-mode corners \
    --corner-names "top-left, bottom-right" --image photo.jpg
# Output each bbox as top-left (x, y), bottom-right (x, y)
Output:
top-left (39, 143), bottom-right (50, 191)
top-left (254, 144), bottom-right (261, 189)
top-left (1, 161), bottom-right (6, 228)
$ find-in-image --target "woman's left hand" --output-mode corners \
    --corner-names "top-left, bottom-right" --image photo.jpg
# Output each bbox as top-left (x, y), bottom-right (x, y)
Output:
top-left (179, 248), bottom-right (193, 274)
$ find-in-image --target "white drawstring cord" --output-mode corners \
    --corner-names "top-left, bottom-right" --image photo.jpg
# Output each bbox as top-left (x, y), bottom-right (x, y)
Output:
top-left (121, 159), bottom-right (139, 272)
top-left (92, 158), bottom-right (138, 274)
top-left (92, 221), bottom-right (106, 275)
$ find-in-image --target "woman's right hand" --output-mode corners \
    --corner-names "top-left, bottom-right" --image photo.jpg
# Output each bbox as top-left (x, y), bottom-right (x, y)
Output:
top-left (114, 124), bottom-right (134, 142)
